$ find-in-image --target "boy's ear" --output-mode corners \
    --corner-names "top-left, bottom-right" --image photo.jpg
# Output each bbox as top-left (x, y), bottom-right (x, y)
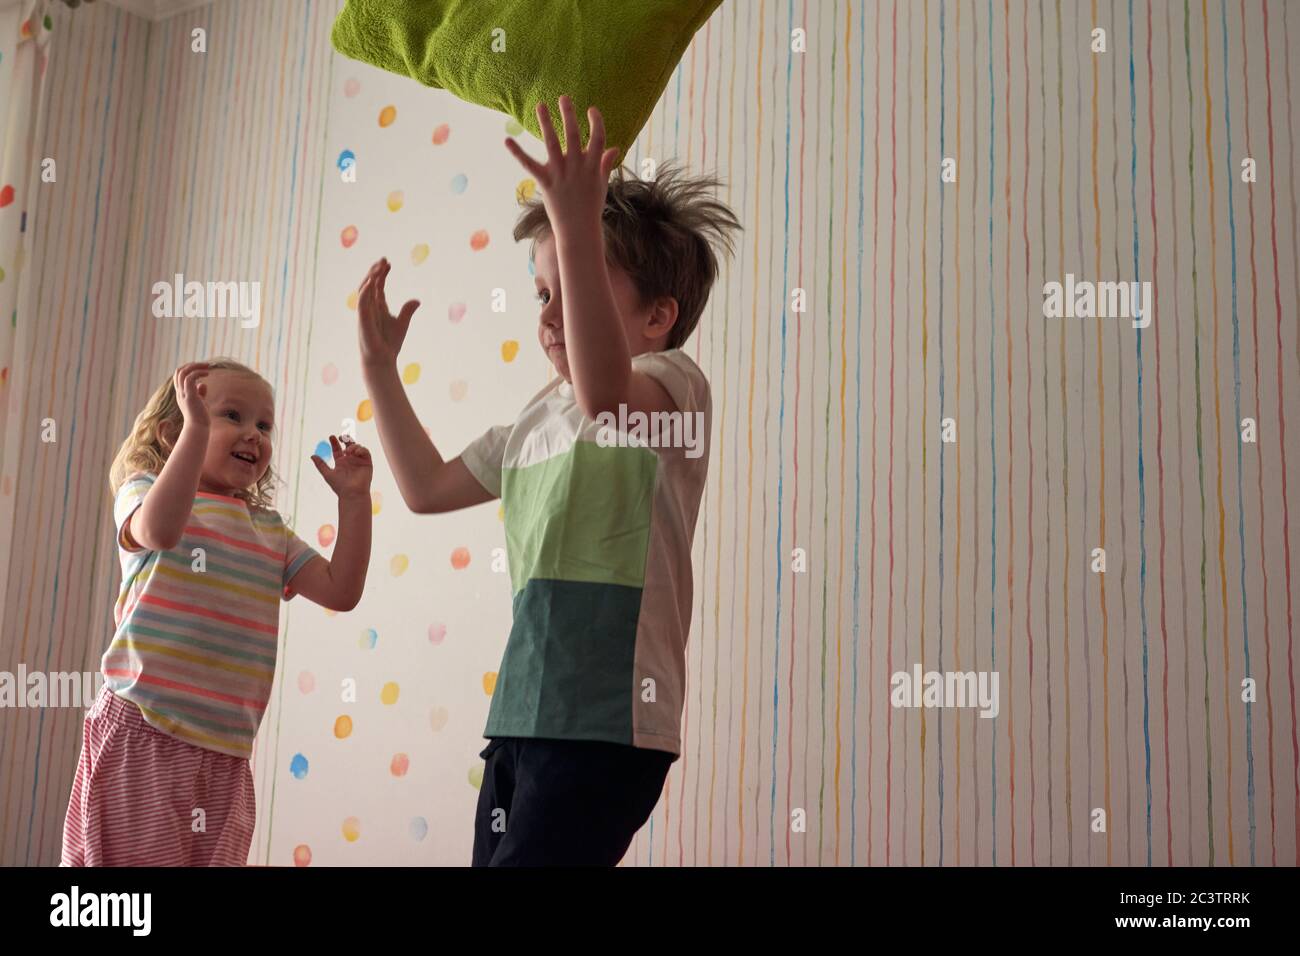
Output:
top-left (645, 295), bottom-right (679, 341)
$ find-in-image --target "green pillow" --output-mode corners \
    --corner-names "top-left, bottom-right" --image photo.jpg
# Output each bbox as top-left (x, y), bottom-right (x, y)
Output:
top-left (330, 0), bottom-right (723, 153)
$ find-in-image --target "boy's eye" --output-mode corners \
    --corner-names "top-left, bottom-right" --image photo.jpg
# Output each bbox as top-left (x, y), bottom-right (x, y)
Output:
top-left (224, 410), bottom-right (239, 421)
top-left (535, 290), bottom-right (549, 305)
top-left (259, 422), bottom-right (272, 433)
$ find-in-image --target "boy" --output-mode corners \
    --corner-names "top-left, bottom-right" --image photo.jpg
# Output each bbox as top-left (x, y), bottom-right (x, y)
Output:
top-left (357, 96), bottom-right (741, 865)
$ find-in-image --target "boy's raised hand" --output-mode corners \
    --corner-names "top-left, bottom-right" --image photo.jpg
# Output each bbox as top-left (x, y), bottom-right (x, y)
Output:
top-left (310, 435), bottom-right (373, 498)
top-left (358, 258), bottom-right (419, 369)
top-left (504, 95), bottom-right (621, 235)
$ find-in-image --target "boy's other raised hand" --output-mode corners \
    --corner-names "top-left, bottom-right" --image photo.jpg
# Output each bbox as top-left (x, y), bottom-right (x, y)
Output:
top-left (358, 258), bottom-right (419, 369)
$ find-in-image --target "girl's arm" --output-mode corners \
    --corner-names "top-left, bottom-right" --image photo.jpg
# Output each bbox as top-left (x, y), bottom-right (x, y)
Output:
top-left (127, 363), bottom-right (210, 550)
top-left (286, 436), bottom-right (373, 612)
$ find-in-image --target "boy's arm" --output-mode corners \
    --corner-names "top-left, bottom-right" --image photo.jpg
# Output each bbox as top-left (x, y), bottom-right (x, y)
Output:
top-left (362, 362), bottom-right (496, 513)
top-left (554, 222), bottom-right (680, 420)
top-left (283, 490), bottom-right (370, 611)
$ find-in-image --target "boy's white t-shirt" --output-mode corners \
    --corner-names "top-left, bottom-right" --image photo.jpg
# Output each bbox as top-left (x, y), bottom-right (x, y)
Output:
top-left (460, 348), bottom-right (711, 756)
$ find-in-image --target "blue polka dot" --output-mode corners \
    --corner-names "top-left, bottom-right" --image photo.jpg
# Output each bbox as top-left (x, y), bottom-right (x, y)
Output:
top-left (289, 753), bottom-right (309, 779)
top-left (360, 628), bottom-right (378, 649)
top-left (410, 817), bottom-right (428, 841)
top-left (314, 439), bottom-right (333, 463)
top-left (450, 173), bottom-right (468, 194)
top-left (337, 149), bottom-right (356, 171)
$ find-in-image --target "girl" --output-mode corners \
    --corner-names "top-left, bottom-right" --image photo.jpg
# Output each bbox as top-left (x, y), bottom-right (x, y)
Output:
top-left (61, 359), bottom-right (373, 866)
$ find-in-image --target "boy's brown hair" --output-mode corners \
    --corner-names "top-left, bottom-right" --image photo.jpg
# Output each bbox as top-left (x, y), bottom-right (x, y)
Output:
top-left (512, 159), bottom-right (742, 351)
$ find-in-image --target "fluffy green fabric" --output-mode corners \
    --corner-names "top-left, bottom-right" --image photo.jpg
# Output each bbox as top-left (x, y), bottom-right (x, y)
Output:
top-left (330, 0), bottom-right (723, 152)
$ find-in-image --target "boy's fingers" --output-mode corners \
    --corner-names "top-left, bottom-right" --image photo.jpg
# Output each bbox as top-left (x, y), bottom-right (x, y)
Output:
top-left (587, 105), bottom-right (605, 155)
top-left (504, 137), bottom-right (545, 183)
top-left (535, 101), bottom-right (561, 160)
top-left (558, 95), bottom-right (579, 154)
top-left (397, 299), bottom-right (419, 328)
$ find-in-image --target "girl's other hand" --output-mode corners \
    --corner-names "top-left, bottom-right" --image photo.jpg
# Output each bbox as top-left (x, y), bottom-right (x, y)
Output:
top-left (311, 435), bottom-right (373, 498)
top-left (175, 363), bottom-right (211, 429)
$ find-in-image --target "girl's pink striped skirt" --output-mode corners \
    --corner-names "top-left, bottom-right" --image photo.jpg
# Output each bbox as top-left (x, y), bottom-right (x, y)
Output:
top-left (61, 683), bottom-right (255, 866)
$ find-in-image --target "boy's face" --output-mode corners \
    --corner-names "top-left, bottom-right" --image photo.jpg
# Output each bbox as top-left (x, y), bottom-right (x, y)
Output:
top-left (194, 370), bottom-right (276, 496)
top-left (532, 233), bottom-right (675, 382)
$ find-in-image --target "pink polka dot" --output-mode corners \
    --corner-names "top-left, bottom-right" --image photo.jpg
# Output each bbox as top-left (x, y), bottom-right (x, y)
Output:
top-left (447, 302), bottom-right (467, 324)
top-left (391, 753), bottom-right (410, 777)
top-left (341, 225), bottom-right (358, 248)
top-left (343, 77), bottom-right (360, 98)
top-left (450, 547), bottom-right (470, 570)
top-left (428, 623), bottom-right (446, 645)
top-left (432, 123), bottom-right (450, 145)
top-left (293, 844), bottom-right (312, 866)
top-left (469, 229), bottom-right (490, 251)
top-left (298, 671), bottom-right (315, 694)
top-left (322, 363), bottom-right (339, 385)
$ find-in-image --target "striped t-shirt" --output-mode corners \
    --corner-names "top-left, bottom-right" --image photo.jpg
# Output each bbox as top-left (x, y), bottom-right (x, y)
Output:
top-left (104, 472), bottom-right (319, 759)
top-left (460, 349), bottom-right (712, 756)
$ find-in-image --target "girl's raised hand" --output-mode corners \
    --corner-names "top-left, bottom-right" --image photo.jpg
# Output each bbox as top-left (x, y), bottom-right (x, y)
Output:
top-left (311, 435), bottom-right (373, 499)
top-left (358, 258), bottom-right (420, 369)
top-left (174, 362), bottom-right (211, 429)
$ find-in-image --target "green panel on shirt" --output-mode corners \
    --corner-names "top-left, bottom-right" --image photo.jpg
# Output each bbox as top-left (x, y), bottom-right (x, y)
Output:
top-left (484, 578), bottom-right (643, 743)
top-left (501, 440), bottom-right (658, 592)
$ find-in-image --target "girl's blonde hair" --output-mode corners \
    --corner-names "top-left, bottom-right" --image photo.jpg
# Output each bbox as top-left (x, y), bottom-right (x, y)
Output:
top-left (109, 358), bottom-right (279, 510)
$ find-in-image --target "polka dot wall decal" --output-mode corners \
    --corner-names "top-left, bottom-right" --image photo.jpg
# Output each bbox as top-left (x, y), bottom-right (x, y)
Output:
top-left (293, 845), bottom-right (312, 867)
top-left (381, 681), bottom-right (400, 705)
top-left (317, 524), bottom-right (336, 548)
top-left (386, 190), bottom-right (404, 212)
top-left (501, 340), bottom-right (519, 362)
top-left (450, 173), bottom-right (468, 194)
top-left (346, 290), bottom-right (358, 310)
top-left (390, 554), bottom-right (409, 576)
top-left (432, 123), bottom-right (449, 145)
top-left (370, 490), bottom-right (382, 516)
top-left (289, 753), bottom-right (309, 779)
top-left (469, 765), bottom-right (484, 789)
top-left (483, 672), bottom-right (497, 695)
top-left (402, 362), bottom-right (421, 384)
top-left (298, 670), bottom-right (315, 693)
top-left (450, 547), bottom-right (470, 570)
top-left (515, 178), bottom-right (536, 204)
top-left (410, 817), bottom-right (428, 841)
top-left (378, 105), bottom-right (396, 127)
top-left (498, 503), bottom-right (505, 522)
top-left (357, 399), bottom-right (373, 421)
top-left (343, 76), bottom-right (360, 97)
top-left (469, 230), bottom-right (490, 251)
top-left (429, 706), bottom-right (449, 732)
top-left (505, 118), bottom-right (524, 135)
top-left (337, 149), bottom-right (356, 171)
top-left (322, 362), bottom-right (339, 385)
top-left (334, 715), bottom-right (353, 738)
top-left (448, 302), bottom-right (466, 323)
top-left (314, 440), bottom-right (333, 463)
top-left (340, 225), bottom-right (358, 248)
top-left (359, 628), bottom-right (378, 649)
top-left (427, 622), bottom-right (446, 645)
top-left (410, 243), bottom-right (429, 265)
top-left (390, 753), bottom-right (409, 777)
top-left (342, 817), bottom-right (361, 842)
top-left (449, 380), bottom-right (468, 402)
top-left (0, 185), bottom-right (14, 208)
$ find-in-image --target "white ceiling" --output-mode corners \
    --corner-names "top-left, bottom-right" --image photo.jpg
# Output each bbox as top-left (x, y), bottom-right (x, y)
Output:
top-left (105, 0), bottom-right (214, 21)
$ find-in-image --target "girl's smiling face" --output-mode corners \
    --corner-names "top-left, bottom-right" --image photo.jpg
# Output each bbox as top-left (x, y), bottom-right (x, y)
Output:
top-left (194, 370), bottom-right (276, 497)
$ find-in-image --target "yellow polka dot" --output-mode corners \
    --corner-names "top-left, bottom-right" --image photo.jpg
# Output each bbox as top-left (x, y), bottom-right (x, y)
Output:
top-left (346, 290), bottom-right (358, 310)
top-left (515, 178), bottom-right (537, 204)
top-left (483, 672), bottom-right (497, 696)
top-left (371, 491), bottom-right (382, 515)
top-left (387, 190), bottom-right (404, 212)
top-left (411, 243), bottom-right (429, 265)
top-left (357, 399), bottom-right (373, 422)
top-left (342, 817), bottom-right (361, 842)
top-left (402, 363), bottom-right (421, 384)
top-left (334, 715), bottom-right (352, 739)
top-left (501, 340), bottom-right (519, 362)
top-left (391, 554), bottom-right (409, 576)
top-left (381, 681), bottom-right (400, 705)
top-left (497, 503), bottom-right (505, 522)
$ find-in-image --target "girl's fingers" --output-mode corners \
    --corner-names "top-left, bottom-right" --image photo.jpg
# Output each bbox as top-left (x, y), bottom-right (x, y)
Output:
top-left (558, 95), bottom-right (579, 155)
top-left (588, 105), bottom-right (605, 154)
